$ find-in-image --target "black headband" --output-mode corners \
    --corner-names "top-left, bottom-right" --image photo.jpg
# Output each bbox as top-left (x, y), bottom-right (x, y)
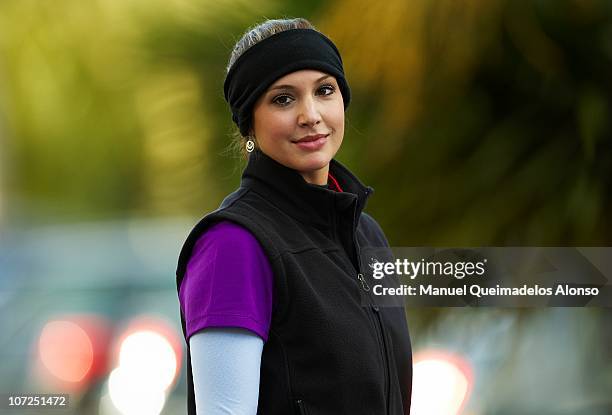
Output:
top-left (223, 28), bottom-right (351, 136)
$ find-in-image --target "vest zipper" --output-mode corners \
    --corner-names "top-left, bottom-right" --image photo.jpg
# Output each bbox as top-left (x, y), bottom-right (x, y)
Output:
top-left (372, 305), bottom-right (392, 413)
top-left (295, 399), bottom-right (308, 415)
top-left (357, 273), bottom-right (370, 291)
top-left (334, 199), bottom-right (392, 414)
top-left (353, 233), bottom-right (391, 415)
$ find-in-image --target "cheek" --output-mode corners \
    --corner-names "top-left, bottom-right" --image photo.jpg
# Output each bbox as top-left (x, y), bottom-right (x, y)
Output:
top-left (258, 111), bottom-right (294, 139)
top-left (269, 116), bottom-right (295, 138)
top-left (329, 103), bottom-right (345, 132)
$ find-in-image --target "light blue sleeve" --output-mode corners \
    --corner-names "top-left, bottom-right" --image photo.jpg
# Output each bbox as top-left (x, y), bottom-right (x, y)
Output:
top-left (189, 327), bottom-right (264, 415)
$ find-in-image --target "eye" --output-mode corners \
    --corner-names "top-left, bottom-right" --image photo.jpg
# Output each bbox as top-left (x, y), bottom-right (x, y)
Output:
top-left (317, 84), bottom-right (336, 96)
top-left (272, 94), bottom-right (294, 106)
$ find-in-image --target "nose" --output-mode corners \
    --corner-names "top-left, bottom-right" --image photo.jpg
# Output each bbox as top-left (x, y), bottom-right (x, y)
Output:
top-left (297, 96), bottom-right (322, 127)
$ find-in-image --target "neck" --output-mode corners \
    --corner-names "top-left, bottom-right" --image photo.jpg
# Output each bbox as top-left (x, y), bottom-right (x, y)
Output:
top-left (299, 165), bottom-right (329, 185)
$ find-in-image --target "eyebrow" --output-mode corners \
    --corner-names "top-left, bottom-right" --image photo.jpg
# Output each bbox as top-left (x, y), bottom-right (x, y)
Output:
top-left (268, 75), bottom-right (332, 92)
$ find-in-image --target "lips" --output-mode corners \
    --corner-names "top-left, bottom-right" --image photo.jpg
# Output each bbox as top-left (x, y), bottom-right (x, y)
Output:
top-left (292, 134), bottom-right (329, 151)
top-left (294, 133), bottom-right (329, 143)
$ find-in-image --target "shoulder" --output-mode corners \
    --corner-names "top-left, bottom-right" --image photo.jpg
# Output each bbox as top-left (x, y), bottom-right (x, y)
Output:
top-left (194, 221), bottom-right (260, 250)
top-left (176, 211), bottom-right (278, 284)
top-left (176, 191), bottom-right (282, 277)
top-left (188, 220), bottom-right (269, 269)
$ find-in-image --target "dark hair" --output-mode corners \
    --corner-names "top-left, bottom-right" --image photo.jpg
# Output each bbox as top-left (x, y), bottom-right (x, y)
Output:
top-left (225, 18), bottom-right (318, 159)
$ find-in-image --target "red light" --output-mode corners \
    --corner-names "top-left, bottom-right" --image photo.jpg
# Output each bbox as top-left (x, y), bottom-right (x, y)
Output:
top-left (35, 315), bottom-right (111, 391)
top-left (39, 321), bottom-right (93, 382)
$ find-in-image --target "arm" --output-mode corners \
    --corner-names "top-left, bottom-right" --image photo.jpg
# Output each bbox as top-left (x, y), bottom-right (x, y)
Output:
top-left (179, 221), bottom-right (273, 414)
top-left (190, 327), bottom-right (263, 415)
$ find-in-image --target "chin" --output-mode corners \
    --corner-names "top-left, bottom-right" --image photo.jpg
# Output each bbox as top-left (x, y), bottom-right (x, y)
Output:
top-left (293, 152), bottom-right (332, 171)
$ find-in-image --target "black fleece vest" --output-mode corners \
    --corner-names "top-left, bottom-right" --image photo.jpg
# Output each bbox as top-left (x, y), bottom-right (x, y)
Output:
top-left (176, 151), bottom-right (412, 414)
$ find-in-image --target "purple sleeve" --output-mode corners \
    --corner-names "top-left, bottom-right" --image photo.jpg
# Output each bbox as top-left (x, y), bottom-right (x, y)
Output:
top-left (179, 221), bottom-right (274, 342)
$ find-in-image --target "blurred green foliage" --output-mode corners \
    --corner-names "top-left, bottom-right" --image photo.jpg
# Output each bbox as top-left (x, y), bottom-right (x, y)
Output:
top-left (321, 0), bottom-right (612, 245)
top-left (0, 0), bottom-right (610, 244)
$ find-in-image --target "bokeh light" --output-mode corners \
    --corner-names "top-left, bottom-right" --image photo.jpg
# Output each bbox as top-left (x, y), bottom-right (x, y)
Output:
top-left (102, 316), bottom-right (182, 415)
top-left (35, 315), bottom-right (111, 392)
top-left (39, 320), bottom-right (94, 383)
top-left (411, 350), bottom-right (473, 415)
top-left (118, 330), bottom-right (177, 392)
top-left (107, 366), bottom-right (167, 415)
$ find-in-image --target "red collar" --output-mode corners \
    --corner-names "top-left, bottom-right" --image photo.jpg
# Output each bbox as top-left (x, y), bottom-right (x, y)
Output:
top-left (328, 173), bottom-right (344, 192)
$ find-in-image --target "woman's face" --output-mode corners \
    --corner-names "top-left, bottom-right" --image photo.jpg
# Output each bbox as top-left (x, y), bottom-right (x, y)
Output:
top-left (251, 69), bottom-right (345, 185)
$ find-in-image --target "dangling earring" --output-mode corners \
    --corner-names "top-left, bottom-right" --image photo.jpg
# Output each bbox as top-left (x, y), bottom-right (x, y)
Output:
top-left (245, 137), bottom-right (255, 153)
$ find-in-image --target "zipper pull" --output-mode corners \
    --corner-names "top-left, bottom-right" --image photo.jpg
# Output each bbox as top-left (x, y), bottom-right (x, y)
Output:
top-left (357, 273), bottom-right (370, 291)
top-left (295, 399), bottom-right (307, 415)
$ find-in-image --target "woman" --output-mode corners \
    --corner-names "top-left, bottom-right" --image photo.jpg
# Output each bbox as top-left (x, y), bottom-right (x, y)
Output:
top-left (176, 18), bottom-right (412, 415)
